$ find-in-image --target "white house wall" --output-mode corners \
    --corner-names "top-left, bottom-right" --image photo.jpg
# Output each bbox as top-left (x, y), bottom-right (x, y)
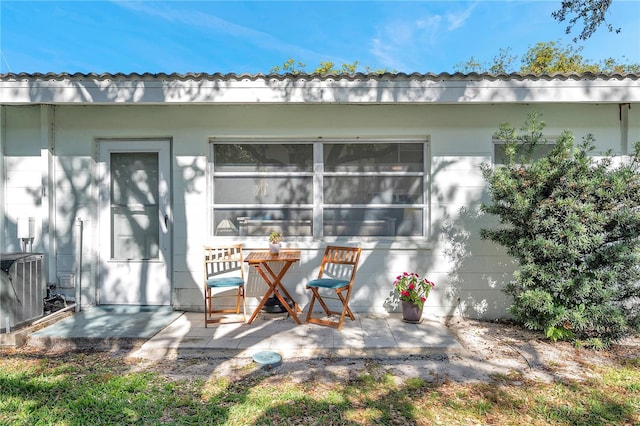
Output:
top-left (2, 101), bottom-right (638, 319)
top-left (2, 106), bottom-right (43, 253)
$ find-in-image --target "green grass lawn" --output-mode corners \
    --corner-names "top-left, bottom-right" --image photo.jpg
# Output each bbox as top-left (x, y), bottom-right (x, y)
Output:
top-left (1, 352), bottom-right (638, 425)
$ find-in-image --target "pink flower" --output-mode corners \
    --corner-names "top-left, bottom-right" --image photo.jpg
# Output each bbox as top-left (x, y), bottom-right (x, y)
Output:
top-left (394, 272), bottom-right (435, 309)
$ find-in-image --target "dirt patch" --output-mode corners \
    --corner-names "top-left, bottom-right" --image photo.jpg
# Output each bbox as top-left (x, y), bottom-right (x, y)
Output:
top-left (444, 317), bottom-right (627, 382)
top-left (127, 317), bottom-right (640, 385)
top-left (6, 317), bottom-right (638, 385)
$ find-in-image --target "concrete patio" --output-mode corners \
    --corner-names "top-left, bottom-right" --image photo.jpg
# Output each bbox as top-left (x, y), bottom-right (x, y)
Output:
top-left (24, 306), bottom-right (463, 360)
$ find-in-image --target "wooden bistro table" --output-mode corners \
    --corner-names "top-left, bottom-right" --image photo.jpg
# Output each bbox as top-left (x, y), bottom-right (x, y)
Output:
top-left (244, 250), bottom-right (303, 324)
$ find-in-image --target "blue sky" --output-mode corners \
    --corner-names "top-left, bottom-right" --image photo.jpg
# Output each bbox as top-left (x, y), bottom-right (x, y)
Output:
top-left (1, 0), bottom-right (639, 74)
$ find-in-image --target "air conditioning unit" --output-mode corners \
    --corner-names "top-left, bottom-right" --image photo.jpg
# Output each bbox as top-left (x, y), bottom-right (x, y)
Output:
top-left (0, 253), bottom-right (45, 333)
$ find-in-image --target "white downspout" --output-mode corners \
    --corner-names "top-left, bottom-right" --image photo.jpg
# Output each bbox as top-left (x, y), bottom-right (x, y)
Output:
top-left (75, 218), bottom-right (83, 312)
top-left (0, 105), bottom-right (5, 251)
top-left (620, 103), bottom-right (630, 155)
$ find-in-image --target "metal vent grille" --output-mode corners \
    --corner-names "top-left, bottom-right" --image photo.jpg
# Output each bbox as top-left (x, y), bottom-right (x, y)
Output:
top-left (1, 253), bottom-right (45, 332)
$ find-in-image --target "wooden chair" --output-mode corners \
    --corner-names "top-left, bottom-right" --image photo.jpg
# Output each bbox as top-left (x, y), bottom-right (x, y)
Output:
top-left (305, 245), bottom-right (362, 330)
top-left (204, 244), bottom-right (246, 326)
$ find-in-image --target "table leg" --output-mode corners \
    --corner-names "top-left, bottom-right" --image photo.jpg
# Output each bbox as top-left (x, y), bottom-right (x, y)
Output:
top-left (246, 266), bottom-right (276, 324)
top-left (263, 261), bottom-right (302, 314)
top-left (265, 261), bottom-right (302, 322)
top-left (248, 261), bottom-right (301, 324)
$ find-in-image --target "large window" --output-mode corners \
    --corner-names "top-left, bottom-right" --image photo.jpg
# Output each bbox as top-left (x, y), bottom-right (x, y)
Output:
top-left (209, 139), bottom-right (429, 238)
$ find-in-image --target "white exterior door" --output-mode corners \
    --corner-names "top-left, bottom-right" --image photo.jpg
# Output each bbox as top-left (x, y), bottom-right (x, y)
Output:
top-left (97, 140), bottom-right (172, 305)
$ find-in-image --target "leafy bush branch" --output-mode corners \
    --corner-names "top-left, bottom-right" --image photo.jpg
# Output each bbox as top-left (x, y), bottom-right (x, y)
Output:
top-left (481, 112), bottom-right (640, 346)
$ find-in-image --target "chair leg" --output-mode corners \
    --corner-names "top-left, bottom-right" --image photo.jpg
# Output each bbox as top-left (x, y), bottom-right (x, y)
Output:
top-left (204, 287), bottom-right (209, 328)
top-left (315, 289), bottom-right (335, 317)
top-left (305, 286), bottom-right (356, 330)
top-left (336, 287), bottom-right (355, 329)
top-left (240, 286), bottom-right (246, 323)
top-left (205, 286), bottom-right (246, 325)
top-left (304, 290), bottom-right (317, 324)
top-left (235, 286), bottom-right (241, 314)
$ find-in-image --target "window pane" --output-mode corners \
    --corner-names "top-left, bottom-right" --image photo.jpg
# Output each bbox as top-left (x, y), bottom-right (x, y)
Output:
top-left (214, 144), bottom-right (313, 172)
top-left (324, 208), bottom-right (423, 236)
top-left (214, 177), bottom-right (312, 204)
top-left (324, 143), bottom-right (423, 172)
top-left (110, 153), bottom-right (159, 259)
top-left (324, 176), bottom-right (423, 204)
top-left (111, 153), bottom-right (158, 204)
top-left (213, 209), bottom-right (312, 237)
top-left (111, 206), bottom-right (159, 259)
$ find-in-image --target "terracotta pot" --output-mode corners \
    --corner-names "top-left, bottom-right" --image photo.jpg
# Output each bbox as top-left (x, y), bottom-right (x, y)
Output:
top-left (401, 300), bottom-right (423, 323)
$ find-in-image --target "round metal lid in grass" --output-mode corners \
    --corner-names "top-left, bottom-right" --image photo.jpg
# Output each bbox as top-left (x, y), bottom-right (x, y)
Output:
top-left (252, 350), bottom-right (282, 368)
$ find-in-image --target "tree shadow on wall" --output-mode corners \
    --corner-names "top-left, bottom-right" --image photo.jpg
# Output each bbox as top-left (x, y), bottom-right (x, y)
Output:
top-left (441, 206), bottom-right (517, 320)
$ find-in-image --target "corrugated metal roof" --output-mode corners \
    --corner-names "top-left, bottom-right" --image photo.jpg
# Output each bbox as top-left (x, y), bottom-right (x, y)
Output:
top-left (2, 71), bottom-right (639, 81)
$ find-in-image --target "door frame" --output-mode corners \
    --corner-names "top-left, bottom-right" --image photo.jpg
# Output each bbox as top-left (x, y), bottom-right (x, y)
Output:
top-left (96, 138), bottom-right (173, 305)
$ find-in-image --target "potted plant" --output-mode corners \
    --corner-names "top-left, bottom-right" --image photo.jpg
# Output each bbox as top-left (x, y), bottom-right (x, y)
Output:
top-left (393, 272), bottom-right (435, 323)
top-left (269, 231), bottom-right (282, 254)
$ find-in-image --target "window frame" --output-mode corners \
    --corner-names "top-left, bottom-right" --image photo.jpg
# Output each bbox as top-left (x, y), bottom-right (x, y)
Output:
top-left (208, 137), bottom-right (431, 241)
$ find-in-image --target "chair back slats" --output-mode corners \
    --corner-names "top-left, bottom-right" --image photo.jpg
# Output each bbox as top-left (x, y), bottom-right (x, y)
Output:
top-left (318, 246), bottom-right (361, 280)
top-left (204, 245), bottom-right (244, 280)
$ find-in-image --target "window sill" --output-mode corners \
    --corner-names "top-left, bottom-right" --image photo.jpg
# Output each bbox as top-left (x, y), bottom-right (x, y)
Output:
top-left (212, 237), bottom-right (434, 251)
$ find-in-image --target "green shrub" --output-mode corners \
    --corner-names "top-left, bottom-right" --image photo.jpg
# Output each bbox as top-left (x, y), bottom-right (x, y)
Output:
top-left (480, 112), bottom-right (640, 345)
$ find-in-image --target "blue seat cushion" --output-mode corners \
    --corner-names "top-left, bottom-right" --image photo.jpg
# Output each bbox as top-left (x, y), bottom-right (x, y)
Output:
top-left (307, 278), bottom-right (350, 289)
top-left (206, 276), bottom-right (244, 288)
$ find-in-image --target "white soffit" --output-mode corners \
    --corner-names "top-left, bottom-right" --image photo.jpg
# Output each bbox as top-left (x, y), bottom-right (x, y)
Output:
top-left (1, 72), bottom-right (639, 105)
